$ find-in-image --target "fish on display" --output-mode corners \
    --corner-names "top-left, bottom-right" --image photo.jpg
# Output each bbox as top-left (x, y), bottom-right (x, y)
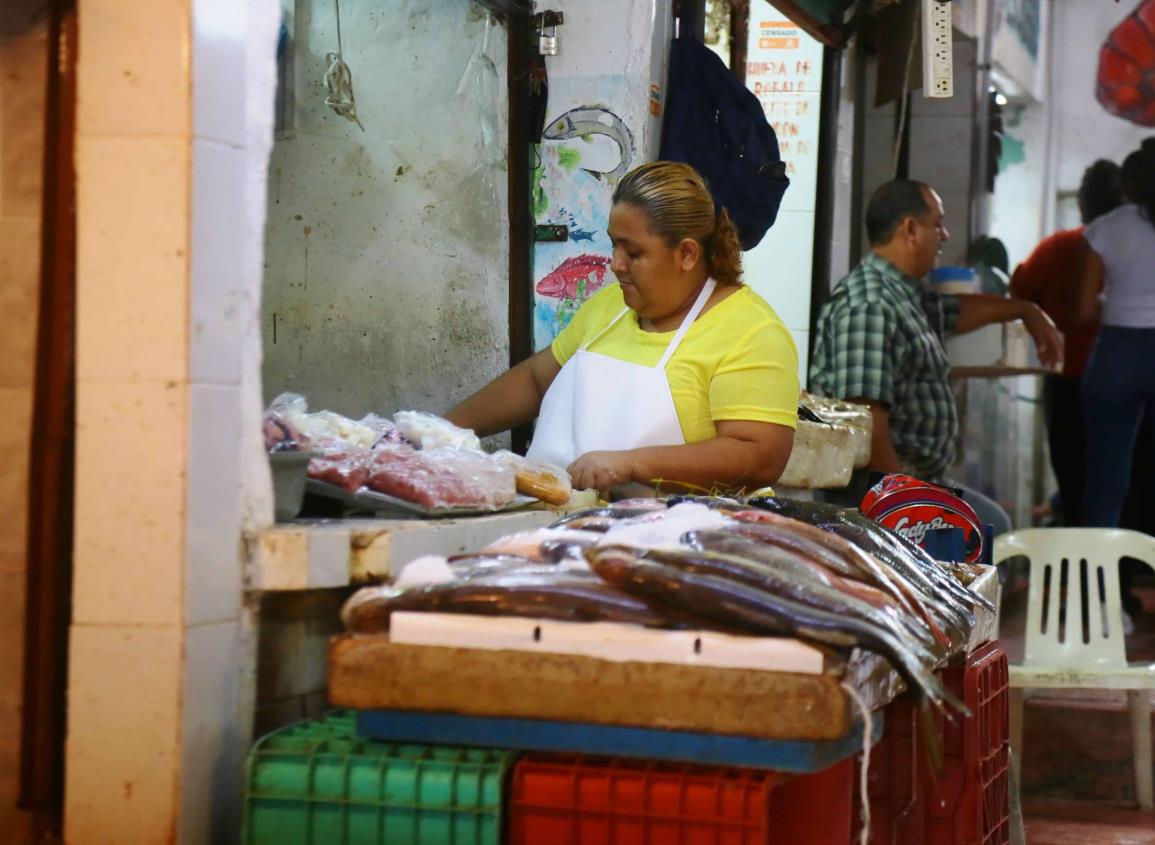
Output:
top-left (665, 494), bottom-right (747, 512)
top-left (640, 541), bottom-right (942, 662)
top-left (341, 570), bottom-right (683, 634)
top-left (728, 510), bottom-right (959, 642)
top-left (682, 531), bottom-right (943, 654)
top-left (749, 496), bottom-right (992, 616)
top-left (550, 505), bottom-right (668, 530)
top-left (542, 105), bottom-right (636, 183)
top-left (586, 546), bottom-right (967, 715)
top-left (535, 253), bottom-right (612, 300)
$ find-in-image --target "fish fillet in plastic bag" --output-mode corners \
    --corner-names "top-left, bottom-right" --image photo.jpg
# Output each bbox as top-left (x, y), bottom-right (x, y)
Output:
top-left (366, 446), bottom-right (516, 509)
top-left (392, 411), bottom-right (481, 452)
top-left (307, 439), bottom-right (375, 492)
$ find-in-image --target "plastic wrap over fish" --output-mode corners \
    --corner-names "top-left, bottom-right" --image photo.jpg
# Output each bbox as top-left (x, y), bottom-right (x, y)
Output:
top-left (341, 569), bottom-right (681, 634)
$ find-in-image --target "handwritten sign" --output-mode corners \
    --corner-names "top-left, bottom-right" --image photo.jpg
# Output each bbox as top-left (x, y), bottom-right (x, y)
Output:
top-left (741, 10), bottom-right (826, 379)
top-left (746, 18), bottom-right (823, 188)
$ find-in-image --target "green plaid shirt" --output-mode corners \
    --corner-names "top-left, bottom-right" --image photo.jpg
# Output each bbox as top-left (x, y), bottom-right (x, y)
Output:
top-left (810, 252), bottom-right (960, 478)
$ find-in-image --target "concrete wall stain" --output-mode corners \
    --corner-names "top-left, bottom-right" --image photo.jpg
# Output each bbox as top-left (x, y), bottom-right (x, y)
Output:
top-left (262, 0), bottom-right (509, 418)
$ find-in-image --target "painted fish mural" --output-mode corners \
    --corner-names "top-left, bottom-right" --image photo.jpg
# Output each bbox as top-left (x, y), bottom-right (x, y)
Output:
top-left (1097, 0), bottom-right (1155, 127)
top-left (535, 253), bottom-right (612, 300)
top-left (543, 106), bottom-right (636, 184)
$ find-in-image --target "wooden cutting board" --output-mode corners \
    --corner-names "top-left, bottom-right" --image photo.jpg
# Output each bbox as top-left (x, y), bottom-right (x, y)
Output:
top-left (328, 635), bottom-right (856, 741)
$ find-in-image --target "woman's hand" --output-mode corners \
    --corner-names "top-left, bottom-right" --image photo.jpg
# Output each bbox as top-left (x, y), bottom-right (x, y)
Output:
top-left (567, 450), bottom-right (636, 492)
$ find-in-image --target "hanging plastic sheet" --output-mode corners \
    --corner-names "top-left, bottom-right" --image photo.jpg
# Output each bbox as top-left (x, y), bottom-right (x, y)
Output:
top-left (445, 13), bottom-right (505, 247)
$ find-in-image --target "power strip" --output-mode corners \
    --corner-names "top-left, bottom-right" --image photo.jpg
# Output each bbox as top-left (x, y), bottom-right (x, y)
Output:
top-left (922, 0), bottom-right (953, 98)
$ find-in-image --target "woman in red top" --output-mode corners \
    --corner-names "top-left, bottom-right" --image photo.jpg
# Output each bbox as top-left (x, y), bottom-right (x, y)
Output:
top-left (1011, 160), bottom-right (1121, 527)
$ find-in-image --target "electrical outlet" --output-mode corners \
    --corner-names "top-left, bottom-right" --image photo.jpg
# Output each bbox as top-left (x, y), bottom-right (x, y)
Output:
top-left (922, 0), bottom-right (953, 98)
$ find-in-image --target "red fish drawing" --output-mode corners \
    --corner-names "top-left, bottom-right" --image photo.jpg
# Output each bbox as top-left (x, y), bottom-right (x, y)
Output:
top-left (1097, 0), bottom-right (1155, 127)
top-left (535, 253), bottom-right (612, 300)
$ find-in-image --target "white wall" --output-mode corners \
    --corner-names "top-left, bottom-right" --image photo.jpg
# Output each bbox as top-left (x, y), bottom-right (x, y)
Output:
top-left (1051, 0), bottom-right (1153, 213)
top-left (989, 100), bottom-right (1049, 268)
top-left (262, 0), bottom-right (510, 419)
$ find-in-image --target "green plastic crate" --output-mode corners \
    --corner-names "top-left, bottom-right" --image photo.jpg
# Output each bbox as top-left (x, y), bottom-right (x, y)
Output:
top-left (241, 712), bottom-right (517, 845)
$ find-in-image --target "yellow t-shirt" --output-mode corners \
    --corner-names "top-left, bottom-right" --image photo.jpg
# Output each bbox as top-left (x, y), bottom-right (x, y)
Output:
top-left (550, 283), bottom-right (799, 442)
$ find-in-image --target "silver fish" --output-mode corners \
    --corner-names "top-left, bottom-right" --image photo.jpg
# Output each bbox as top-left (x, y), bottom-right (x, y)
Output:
top-left (542, 106), bottom-right (635, 184)
top-left (681, 531), bottom-right (943, 655)
top-left (587, 546), bottom-right (967, 715)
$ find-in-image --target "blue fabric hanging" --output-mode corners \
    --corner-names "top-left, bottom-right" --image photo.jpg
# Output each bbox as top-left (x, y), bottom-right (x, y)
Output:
top-left (660, 35), bottom-right (790, 250)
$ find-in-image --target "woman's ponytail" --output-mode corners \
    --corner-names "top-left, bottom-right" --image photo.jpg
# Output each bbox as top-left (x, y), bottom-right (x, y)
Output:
top-left (708, 207), bottom-right (743, 286)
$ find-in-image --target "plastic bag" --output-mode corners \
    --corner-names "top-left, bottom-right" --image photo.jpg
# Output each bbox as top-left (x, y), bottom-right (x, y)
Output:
top-left (493, 450), bottom-right (573, 505)
top-left (365, 445), bottom-right (515, 510)
top-left (269, 391), bottom-right (308, 420)
top-left (269, 391), bottom-right (378, 448)
top-left (444, 13), bottom-right (504, 247)
top-left (263, 411), bottom-right (310, 453)
top-left (296, 410), bottom-right (377, 449)
top-left (306, 439), bottom-right (375, 492)
top-left (340, 569), bottom-right (677, 634)
top-left (359, 412), bottom-right (411, 447)
top-left (392, 411), bottom-right (481, 452)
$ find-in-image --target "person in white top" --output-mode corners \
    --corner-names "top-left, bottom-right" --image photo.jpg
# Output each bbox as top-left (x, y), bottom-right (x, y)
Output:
top-left (1076, 138), bottom-right (1155, 527)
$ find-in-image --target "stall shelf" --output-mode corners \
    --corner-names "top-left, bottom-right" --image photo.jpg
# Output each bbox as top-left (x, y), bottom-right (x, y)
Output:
top-left (251, 509), bottom-right (564, 590)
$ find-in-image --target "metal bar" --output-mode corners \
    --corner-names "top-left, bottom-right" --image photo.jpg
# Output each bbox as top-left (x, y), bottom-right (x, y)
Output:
top-left (20, 0), bottom-right (77, 833)
top-left (506, 8), bottom-right (534, 454)
top-left (808, 45), bottom-right (842, 367)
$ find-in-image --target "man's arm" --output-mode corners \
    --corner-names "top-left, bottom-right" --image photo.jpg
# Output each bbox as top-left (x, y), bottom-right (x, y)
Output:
top-left (953, 293), bottom-right (1063, 369)
top-left (851, 398), bottom-right (905, 473)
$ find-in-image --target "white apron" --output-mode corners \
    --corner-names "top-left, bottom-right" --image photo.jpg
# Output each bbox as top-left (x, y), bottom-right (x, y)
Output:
top-left (527, 279), bottom-right (717, 470)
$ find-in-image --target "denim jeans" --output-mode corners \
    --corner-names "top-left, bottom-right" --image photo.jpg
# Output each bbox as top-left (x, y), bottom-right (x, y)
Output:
top-left (1081, 326), bottom-right (1155, 527)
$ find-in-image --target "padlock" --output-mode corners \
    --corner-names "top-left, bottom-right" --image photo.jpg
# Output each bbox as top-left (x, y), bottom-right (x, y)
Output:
top-left (539, 26), bottom-right (558, 56)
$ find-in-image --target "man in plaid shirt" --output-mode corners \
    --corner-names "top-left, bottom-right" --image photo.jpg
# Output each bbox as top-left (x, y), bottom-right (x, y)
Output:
top-left (811, 180), bottom-right (1062, 527)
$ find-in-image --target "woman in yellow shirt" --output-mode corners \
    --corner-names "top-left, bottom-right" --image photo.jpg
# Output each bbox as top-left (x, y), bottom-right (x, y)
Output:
top-left (448, 161), bottom-right (799, 492)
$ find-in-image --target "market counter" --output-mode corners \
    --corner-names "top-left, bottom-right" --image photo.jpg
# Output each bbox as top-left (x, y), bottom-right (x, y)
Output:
top-left (327, 566), bottom-right (999, 744)
top-left (251, 509), bottom-right (566, 590)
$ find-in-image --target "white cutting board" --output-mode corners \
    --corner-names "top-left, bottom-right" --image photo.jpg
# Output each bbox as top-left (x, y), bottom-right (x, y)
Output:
top-left (388, 612), bottom-right (828, 675)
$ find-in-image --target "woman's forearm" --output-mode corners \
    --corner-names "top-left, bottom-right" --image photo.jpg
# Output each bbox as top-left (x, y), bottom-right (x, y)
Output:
top-left (628, 424), bottom-right (795, 491)
top-left (445, 348), bottom-right (560, 437)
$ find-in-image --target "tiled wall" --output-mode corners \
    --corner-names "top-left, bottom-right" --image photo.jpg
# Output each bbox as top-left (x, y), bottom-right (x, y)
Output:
top-left (66, 0), bottom-right (278, 842)
top-left (66, 0), bottom-right (193, 838)
top-left (0, 7), bottom-right (46, 841)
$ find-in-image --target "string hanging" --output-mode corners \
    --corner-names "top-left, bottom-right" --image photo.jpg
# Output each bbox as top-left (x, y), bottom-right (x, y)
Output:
top-left (324, 0), bottom-right (364, 131)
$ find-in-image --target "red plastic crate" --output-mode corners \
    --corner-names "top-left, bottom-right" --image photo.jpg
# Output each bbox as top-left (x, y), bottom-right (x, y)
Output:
top-left (509, 754), bottom-right (854, 845)
top-left (852, 696), bottom-right (925, 845)
top-left (924, 641), bottom-right (1011, 845)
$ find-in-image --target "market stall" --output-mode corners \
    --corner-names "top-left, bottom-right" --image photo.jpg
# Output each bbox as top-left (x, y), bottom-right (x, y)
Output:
top-left (244, 484), bottom-right (1009, 844)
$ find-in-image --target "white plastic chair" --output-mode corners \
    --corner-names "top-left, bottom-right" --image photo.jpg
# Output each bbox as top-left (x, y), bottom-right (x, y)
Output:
top-left (996, 528), bottom-right (1155, 811)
